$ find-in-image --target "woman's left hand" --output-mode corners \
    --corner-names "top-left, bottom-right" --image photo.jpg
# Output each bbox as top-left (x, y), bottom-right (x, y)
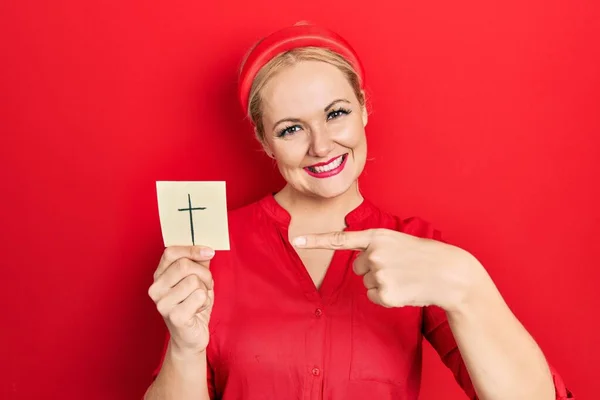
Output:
top-left (293, 229), bottom-right (486, 312)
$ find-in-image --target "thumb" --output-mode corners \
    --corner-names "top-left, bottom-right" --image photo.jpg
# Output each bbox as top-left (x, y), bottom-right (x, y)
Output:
top-left (292, 230), bottom-right (373, 251)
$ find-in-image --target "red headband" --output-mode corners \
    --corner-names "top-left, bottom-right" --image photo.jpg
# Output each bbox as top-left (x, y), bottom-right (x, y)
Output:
top-left (237, 23), bottom-right (366, 115)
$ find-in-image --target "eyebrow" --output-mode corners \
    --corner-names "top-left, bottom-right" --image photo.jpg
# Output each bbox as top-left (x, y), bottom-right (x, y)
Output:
top-left (271, 98), bottom-right (351, 132)
top-left (324, 98), bottom-right (350, 111)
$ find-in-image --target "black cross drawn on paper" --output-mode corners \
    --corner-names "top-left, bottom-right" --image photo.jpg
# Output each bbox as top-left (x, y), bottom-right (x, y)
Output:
top-left (177, 193), bottom-right (206, 246)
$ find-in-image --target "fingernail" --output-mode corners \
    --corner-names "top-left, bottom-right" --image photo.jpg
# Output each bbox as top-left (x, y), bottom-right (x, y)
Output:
top-left (293, 237), bottom-right (306, 247)
top-left (201, 248), bottom-right (215, 257)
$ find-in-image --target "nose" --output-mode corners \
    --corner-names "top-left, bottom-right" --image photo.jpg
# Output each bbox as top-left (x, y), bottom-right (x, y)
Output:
top-left (307, 124), bottom-right (334, 158)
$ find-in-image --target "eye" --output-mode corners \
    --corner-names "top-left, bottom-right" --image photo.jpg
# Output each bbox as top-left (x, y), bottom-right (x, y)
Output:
top-left (277, 124), bottom-right (301, 138)
top-left (327, 107), bottom-right (351, 121)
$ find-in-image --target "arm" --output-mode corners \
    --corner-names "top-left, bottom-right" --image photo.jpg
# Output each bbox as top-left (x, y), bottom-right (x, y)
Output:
top-left (423, 254), bottom-right (575, 400)
top-left (144, 246), bottom-right (218, 400)
top-left (293, 226), bottom-right (574, 399)
top-left (445, 257), bottom-right (567, 400)
top-left (449, 259), bottom-right (554, 400)
top-left (144, 339), bottom-right (212, 400)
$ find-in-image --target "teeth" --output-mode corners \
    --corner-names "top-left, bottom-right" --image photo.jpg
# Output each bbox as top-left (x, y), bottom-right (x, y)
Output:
top-left (310, 155), bottom-right (344, 173)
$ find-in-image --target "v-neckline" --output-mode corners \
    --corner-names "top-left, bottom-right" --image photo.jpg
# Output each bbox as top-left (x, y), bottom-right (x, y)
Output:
top-left (259, 193), bottom-right (375, 305)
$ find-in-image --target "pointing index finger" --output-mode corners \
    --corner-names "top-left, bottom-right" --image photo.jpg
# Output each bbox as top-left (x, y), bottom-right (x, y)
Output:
top-left (292, 230), bottom-right (373, 251)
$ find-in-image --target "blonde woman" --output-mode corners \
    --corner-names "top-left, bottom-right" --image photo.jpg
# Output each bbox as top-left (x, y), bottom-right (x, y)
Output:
top-left (145, 23), bottom-right (574, 400)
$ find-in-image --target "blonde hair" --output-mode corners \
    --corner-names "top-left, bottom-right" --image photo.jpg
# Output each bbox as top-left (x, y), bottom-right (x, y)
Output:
top-left (245, 47), bottom-right (365, 143)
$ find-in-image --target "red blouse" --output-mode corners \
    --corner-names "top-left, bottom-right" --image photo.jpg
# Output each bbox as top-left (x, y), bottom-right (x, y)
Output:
top-left (153, 194), bottom-right (574, 399)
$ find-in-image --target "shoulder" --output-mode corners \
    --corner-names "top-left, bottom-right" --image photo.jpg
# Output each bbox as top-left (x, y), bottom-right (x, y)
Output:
top-left (364, 199), bottom-right (443, 241)
top-left (227, 197), bottom-right (262, 221)
top-left (209, 198), bottom-right (267, 284)
top-left (225, 195), bottom-right (273, 232)
top-left (214, 194), bottom-right (280, 257)
top-left (396, 215), bottom-right (444, 241)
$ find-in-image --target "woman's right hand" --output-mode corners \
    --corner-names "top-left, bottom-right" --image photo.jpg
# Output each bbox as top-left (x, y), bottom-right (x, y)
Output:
top-left (148, 246), bottom-right (215, 356)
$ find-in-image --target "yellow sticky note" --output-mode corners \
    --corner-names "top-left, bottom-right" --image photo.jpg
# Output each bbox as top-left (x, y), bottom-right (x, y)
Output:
top-left (156, 181), bottom-right (230, 250)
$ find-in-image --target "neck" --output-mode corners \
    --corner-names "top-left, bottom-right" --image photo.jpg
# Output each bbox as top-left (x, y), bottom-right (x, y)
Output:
top-left (274, 182), bottom-right (364, 225)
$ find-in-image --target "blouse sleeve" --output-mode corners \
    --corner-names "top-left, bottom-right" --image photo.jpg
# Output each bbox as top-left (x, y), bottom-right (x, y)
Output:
top-left (422, 302), bottom-right (575, 399)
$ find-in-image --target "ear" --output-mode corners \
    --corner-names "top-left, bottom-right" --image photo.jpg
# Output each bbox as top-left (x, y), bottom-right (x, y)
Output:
top-left (360, 90), bottom-right (368, 127)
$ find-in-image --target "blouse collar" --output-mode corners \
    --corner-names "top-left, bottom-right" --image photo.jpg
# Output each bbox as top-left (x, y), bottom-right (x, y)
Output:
top-left (258, 192), bottom-right (376, 228)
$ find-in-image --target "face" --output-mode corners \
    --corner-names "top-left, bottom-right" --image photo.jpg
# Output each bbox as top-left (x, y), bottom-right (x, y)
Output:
top-left (259, 60), bottom-right (368, 199)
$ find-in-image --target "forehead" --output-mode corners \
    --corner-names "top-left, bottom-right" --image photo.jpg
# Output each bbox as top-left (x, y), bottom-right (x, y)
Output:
top-left (261, 61), bottom-right (354, 119)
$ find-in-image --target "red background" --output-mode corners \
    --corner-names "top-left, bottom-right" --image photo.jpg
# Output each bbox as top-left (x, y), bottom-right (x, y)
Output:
top-left (1, 1), bottom-right (598, 399)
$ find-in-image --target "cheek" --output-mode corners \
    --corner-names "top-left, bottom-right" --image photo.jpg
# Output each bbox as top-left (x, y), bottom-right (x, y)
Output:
top-left (272, 141), bottom-right (307, 167)
top-left (333, 122), bottom-right (366, 150)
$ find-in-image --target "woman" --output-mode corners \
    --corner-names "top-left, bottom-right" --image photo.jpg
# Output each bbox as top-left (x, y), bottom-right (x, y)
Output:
top-left (144, 23), bottom-right (574, 399)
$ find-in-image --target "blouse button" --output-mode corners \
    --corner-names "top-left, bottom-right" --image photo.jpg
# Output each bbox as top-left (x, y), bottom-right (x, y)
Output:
top-left (314, 308), bottom-right (323, 318)
top-left (311, 367), bottom-right (320, 376)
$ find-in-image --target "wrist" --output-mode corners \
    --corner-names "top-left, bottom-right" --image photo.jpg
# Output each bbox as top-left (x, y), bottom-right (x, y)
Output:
top-left (168, 340), bottom-right (207, 364)
top-left (444, 249), bottom-right (495, 314)
top-left (161, 340), bottom-right (208, 384)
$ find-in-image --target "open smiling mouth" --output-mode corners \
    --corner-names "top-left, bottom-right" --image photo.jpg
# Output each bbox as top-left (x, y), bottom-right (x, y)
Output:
top-left (304, 153), bottom-right (349, 178)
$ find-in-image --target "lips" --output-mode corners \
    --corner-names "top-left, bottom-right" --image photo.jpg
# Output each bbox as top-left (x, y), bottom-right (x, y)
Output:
top-left (304, 153), bottom-right (348, 178)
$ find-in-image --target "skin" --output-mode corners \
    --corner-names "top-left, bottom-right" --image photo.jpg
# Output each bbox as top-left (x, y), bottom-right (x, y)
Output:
top-left (258, 60), bottom-right (369, 288)
top-left (258, 60), bottom-right (368, 201)
top-left (145, 60), bottom-right (557, 400)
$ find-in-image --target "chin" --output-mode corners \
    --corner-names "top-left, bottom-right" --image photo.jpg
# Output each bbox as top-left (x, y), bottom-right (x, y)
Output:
top-left (307, 189), bottom-right (346, 200)
top-left (303, 175), bottom-right (358, 199)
